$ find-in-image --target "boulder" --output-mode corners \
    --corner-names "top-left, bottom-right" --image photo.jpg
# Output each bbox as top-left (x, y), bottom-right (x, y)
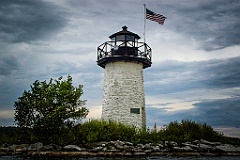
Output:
top-left (136, 143), bottom-right (144, 148)
top-left (15, 144), bottom-right (29, 152)
top-left (200, 139), bottom-right (215, 146)
top-left (28, 142), bottom-right (43, 151)
top-left (115, 140), bottom-right (125, 146)
top-left (124, 145), bottom-right (134, 151)
top-left (92, 146), bottom-right (103, 152)
top-left (182, 142), bottom-right (199, 149)
top-left (152, 146), bottom-right (160, 151)
top-left (40, 144), bottom-right (61, 151)
top-left (143, 143), bottom-right (152, 149)
top-left (173, 146), bottom-right (193, 152)
top-left (199, 143), bottom-right (213, 151)
top-left (215, 144), bottom-right (240, 152)
top-left (63, 145), bottom-right (81, 151)
top-left (125, 142), bottom-right (133, 146)
top-left (108, 146), bottom-right (118, 152)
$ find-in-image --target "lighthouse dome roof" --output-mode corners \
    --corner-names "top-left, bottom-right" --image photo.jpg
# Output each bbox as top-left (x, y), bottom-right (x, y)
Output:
top-left (109, 26), bottom-right (140, 39)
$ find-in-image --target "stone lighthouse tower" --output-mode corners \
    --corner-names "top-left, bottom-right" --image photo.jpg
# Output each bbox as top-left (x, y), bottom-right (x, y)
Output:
top-left (97, 26), bottom-right (152, 128)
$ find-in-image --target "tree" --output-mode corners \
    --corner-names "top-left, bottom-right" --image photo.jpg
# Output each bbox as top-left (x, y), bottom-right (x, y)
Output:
top-left (14, 75), bottom-right (89, 142)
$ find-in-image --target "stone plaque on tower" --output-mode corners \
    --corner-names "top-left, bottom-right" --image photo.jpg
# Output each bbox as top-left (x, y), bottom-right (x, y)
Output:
top-left (97, 26), bottom-right (152, 128)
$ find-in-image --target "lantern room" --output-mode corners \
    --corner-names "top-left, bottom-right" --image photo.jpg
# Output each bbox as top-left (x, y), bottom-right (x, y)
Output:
top-left (97, 26), bottom-right (152, 69)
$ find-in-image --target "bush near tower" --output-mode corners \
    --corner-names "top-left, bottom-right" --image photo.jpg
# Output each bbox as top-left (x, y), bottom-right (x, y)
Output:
top-left (14, 75), bottom-right (88, 144)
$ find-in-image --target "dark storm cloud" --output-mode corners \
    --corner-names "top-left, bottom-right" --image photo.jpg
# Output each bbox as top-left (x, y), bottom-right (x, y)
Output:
top-left (145, 56), bottom-right (240, 95)
top-left (0, 0), bottom-right (67, 43)
top-left (204, 58), bottom-right (240, 88)
top-left (160, 0), bottom-right (240, 51)
top-left (192, 98), bottom-right (240, 127)
top-left (0, 55), bottom-right (21, 75)
top-left (146, 97), bottom-right (240, 128)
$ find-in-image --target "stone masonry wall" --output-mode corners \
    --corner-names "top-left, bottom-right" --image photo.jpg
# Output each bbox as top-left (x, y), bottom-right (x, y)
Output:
top-left (102, 61), bottom-right (146, 128)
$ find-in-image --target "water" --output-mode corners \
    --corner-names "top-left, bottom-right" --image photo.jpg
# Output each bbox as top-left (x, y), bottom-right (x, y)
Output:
top-left (0, 156), bottom-right (240, 160)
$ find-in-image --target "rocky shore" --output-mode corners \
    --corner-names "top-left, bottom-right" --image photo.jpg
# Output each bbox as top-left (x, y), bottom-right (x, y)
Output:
top-left (1, 139), bottom-right (240, 157)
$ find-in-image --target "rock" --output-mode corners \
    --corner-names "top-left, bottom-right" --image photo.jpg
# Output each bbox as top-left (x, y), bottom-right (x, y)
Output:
top-left (92, 146), bottom-right (103, 152)
top-left (116, 140), bottom-right (125, 146)
top-left (143, 143), bottom-right (152, 149)
top-left (152, 146), bottom-right (160, 151)
top-left (192, 140), bottom-right (200, 144)
top-left (173, 146), bottom-right (194, 152)
top-left (63, 145), bottom-right (81, 151)
top-left (41, 144), bottom-right (61, 151)
top-left (8, 144), bottom-right (17, 152)
top-left (182, 142), bottom-right (199, 149)
top-left (134, 152), bottom-right (146, 156)
top-left (108, 146), bottom-right (118, 152)
top-left (144, 149), bottom-right (153, 153)
top-left (1, 146), bottom-right (10, 152)
top-left (199, 143), bottom-right (213, 151)
top-left (125, 142), bottom-right (133, 146)
top-left (165, 141), bottom-right (178, 147)
top-left (157, 143), bottom-right (164, 148)
top-left (114, 144), bottom-right (124, 150)
top-left (136, 144), bottom-right (144, 148)
top-left (200, 139), bottom-right (215, 146)
top-left (28, 142), bottom-right (43, 151)
top-left (124, 145), bottom-right (134, 151)
top-left (15, 144), bottom-right (29, 153)
top-left (132, 148), bottom-right (142, 152)
top-left (215, 144), bottom-right (240, 152)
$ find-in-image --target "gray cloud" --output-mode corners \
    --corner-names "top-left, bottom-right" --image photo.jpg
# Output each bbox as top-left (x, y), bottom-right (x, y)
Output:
top-left (204, 58), bottom-right (240, 88)
top-left (0, 0), bottom-right (67, 43)
top-left (145, 56), bottom-right (240, 96)
top-left (158, 0), bottom-right (240, 50)
top-left (0, 55), bottom-right (22, 76)
top-left (147, 97), bottom-right (240, 128)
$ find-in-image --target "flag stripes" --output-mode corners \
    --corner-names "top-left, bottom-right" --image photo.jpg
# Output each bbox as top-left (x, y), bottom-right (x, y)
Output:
top-left (146, 8), bottom-right (166, 25)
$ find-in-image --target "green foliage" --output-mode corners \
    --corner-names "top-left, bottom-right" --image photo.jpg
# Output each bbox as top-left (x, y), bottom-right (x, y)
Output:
top-left (163, 119), bottom-right (225, 144)
top-left (14, 75), bottom-right (88, 144)
top-left (1, 119), bottom-right (238, 146)
top-left (72, 120), bottom-right (137, 144)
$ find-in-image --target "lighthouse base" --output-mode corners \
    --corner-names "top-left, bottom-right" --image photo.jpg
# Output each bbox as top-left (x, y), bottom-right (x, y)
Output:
top-left (102, 61), bottom-right (146, 128)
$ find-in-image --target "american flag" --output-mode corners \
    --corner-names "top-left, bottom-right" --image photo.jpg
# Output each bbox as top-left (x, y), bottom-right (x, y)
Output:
top-left (146, 8), bottom-right (166, 25)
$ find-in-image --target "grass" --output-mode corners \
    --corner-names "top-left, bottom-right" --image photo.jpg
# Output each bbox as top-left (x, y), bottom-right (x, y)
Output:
top-left (0, 119), bottom-right (238, 146)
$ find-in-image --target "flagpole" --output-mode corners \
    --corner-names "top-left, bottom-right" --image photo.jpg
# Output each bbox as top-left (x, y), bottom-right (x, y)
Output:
top-left (143, 4), bottom-right (146, 44)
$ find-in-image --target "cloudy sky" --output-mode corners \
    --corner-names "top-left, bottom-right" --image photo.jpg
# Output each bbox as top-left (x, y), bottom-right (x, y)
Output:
top-left (0, 0), bottom-right (240, 138)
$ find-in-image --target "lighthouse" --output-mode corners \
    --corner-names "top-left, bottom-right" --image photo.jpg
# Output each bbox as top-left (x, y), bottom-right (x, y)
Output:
top-left (97, 26), bottom-right (152, 128)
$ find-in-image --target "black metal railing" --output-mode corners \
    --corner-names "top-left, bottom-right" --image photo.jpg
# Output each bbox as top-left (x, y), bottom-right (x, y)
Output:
top-left (97, 41), bottom-right (152, 62)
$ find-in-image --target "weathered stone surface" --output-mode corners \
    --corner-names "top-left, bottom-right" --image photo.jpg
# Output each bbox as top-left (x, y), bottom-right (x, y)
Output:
top-left (92, 146), bottom-right (103, 152)
top-left (63, 145), bottom-right (81, 151)
top-left (199, 143), bottom-right (213, 151)
top-left (152, 146), bottom-right (160, 151)
top-left (15, 144), bottom-right (29, 153)
top-left (40, 144), bottom-right (61, 151)
top-left (216, 144), bottom-right (240, 152)
top-left (173, 146), bottom-right (194, 152)
top-left (123, 145), bottom-right (134, 151)
top-left (102, 62), bottom-right (146, 128)
top-left (143, 143), bottom-right (152, 149)
top-left (1, 140), bottom-right (240, 157)
top-left (125, 142), bottom-right (133, 146)
top-left (114, 144), bottom-right (124, 150)
top-left (182, 142), bottom-right (199, 149)
top-left (200, 139), bottom-right (216, 146)
top-left (28, 142), bottom-right (43, 151)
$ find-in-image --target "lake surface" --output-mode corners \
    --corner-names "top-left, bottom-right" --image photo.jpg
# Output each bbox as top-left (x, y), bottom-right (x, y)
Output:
top-left (1, 156), bottom-right (240, 160)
